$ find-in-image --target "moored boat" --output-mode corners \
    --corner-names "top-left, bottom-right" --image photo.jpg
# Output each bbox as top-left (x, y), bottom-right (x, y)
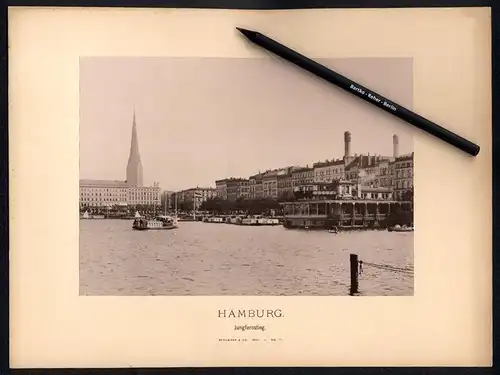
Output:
top-left (226, 216), bottom-right (242, 225)
top-left (239, 215), bottom-right (280, 226)
top-left (256, 217), bottom-right (280, 226)
top-left (388, 224), bottom-right (414, 232)
top-left (203, 216), bottom-right (225, 223)
top-left (241, 217), bottom-right (259, 226)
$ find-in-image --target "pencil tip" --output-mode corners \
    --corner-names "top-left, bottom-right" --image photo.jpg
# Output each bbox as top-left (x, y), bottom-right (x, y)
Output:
top-left (236, 27), bottom-right (257, 39)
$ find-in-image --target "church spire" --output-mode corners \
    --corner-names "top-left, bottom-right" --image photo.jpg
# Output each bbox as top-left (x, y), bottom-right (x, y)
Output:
top-left (126, 108), bottom-right (143, 187)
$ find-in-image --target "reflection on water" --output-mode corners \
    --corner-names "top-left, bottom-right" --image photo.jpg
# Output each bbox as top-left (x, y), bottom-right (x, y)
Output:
top-left (79, 220), bottom-right (414, 296)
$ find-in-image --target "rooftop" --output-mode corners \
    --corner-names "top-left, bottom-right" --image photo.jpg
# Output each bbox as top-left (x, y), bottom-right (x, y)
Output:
top-left (360, 186), bottom-right (393, 192)
top-left (395, 152), bottom-right (414, 161)
top-left (346, 154), bottom-right (392, 169)
top-left (183, 187), bottom-right (215, 192)
top-left (313, 159), bottom-right (345, 168)
top-left (292, 166), bottom-right (313, 173)
top-left (79, 179), bottom-right (128, 188)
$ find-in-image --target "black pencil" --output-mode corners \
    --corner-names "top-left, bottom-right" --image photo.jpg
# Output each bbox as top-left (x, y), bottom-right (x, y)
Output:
top-left (236, 27), bottom-right (480, 157)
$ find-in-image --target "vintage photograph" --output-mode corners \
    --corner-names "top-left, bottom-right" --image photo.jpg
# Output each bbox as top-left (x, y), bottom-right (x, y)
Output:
top-left (79, 57), bottom-right (414, 296)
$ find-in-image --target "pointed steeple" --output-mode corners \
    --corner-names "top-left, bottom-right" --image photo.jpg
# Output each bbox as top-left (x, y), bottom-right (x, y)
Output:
top-left (126, 108), bottom-right (143, 187)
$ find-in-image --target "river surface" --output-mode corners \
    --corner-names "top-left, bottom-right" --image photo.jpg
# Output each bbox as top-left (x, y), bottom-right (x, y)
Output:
top-left (79, 220), bottom-right (414, 296)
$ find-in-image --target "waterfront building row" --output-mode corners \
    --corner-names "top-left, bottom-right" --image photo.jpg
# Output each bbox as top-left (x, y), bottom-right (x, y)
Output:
top-left (213, 131), bottom-right (413, 202)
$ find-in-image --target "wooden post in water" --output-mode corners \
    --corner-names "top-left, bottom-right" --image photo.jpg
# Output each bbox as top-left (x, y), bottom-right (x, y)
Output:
top-left (349, 253), bottom-right (359, 295)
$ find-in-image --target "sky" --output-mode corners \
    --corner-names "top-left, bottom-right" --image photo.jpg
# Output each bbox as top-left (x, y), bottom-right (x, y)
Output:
top-left (79, 56), bottom-right (414, 192)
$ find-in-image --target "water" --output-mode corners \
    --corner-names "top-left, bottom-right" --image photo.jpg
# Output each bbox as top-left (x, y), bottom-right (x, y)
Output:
top-left (79, 220), bottom-right (414, 296)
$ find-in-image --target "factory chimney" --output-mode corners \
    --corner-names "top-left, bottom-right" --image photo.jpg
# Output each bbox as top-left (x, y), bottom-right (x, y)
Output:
top-left (393, 134), bottom-right (399, 159)
top-left (344, 131), bottom-right (351, 159)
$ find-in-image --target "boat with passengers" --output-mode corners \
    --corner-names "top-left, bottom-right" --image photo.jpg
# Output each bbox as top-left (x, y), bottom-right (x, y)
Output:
top-left (132, 215), bottom-right (179, 230)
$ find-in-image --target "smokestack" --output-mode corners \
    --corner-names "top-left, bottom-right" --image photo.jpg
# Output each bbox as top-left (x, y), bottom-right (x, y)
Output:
top-left (393, 134), bottom-right (399, 158)
top-left (344, 131), bottom-right (351, 158)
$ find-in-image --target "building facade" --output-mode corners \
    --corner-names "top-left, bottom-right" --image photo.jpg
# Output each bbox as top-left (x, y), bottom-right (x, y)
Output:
top-left (277, 171), bottom-right (293, 199)
top-left (127, 183), bottom-right (161, 206)
top-left (393, 153), bottom-right (414, 199)
top-left (79, 179), bottom-right (128, 207)
top-left (292, 167), bottom-right (314, 193)
top-left (170, 187), bottom-right (216, 211)
top-left (226, 178), bottom-right (249, 201)
top-left (215, 179), bottom-right (228, 200)
top-left (249, 173), bottom-right (264, 199)
top-left (313, 159), bottom-right (345, 183)
top-left (262, 170), bottom-right (278, 198)
top-left (183, 187), bottom-right (217, 210)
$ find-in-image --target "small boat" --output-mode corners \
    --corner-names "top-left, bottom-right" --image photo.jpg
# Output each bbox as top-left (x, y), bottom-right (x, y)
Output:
top-left (132, 215), bottom-right (179, 231)
top-left (81, 211), bottom-right (90, 219)
top-left (328, 226), bottom-right (339, 234)
top-left (388, 224), bottom-right (414, 232)
top-left (226, 216), bottom-right (242, 225)
top-left (239, 215), bottom-right (280, 226)
top-left (204, 216), bottom-right (225, 223)
top-left (256, 217), bottom-right (280, 226)
top-left (241, 217), bottom-right (259, 226)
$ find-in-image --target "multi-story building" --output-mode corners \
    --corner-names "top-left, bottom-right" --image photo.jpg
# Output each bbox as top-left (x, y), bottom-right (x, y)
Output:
top-left (393, 153), bottom-right (414, 199)
top-left (226, 178), bottom-right (249, 201)
top-left (171, 187), bottom-right (216, 210)
top-left (313, 159), bottom-right (345, 183)
top-left (249, 173), bottom-right (264, 199)
top-left (262, 170), bottom-right (279, 198)
top-left (79, 111), bottom-right (161, 209)
top-left (372, 159), bottom-right (391, 189)
top-left (277, 169), bottom-right (294, 199)
top-left (388, 161), bottom-right (396, 190)
top-left (215, 179), bottom-right (228, 200)
top-left (79, 179), bottom-right (129, 207)
top-left (292, 166), bottom-right (314, 193)
top-left (341, 131), bottom-right (400, 190)
top-left (183, 187), bottom-right (217, 210)
top-left (127, 183), bottom-right (161, 206)
top-left (344, 154), bottom-right (390, 186)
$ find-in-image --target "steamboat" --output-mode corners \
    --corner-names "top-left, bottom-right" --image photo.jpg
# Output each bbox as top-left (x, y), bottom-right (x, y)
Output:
top-left (132, 215), bottom-right (179, 230)
top-left (132, 192), bottom-right (179, 231)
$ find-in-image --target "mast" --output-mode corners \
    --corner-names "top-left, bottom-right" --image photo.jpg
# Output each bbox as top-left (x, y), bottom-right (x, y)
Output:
top-left (193, 197), bottom-right (196, 221)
